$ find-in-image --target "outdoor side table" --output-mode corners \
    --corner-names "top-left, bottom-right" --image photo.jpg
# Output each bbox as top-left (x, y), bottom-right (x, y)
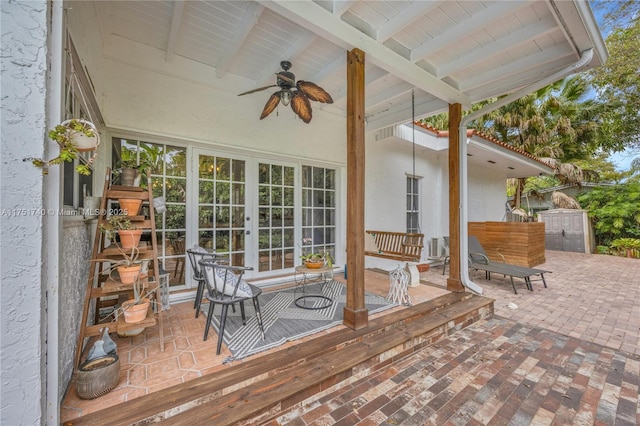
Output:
top-left (294, 264), bottom-right (334, 310)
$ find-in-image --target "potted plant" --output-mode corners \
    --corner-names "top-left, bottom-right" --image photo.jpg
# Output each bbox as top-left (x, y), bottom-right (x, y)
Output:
top-left (26, 119), bottom-right (99, 175)
top-left (100, 215), bottom-right (142, 249)
top-left (119, 275), bottom-right (152, 324)
top-left (92, 243), bottom-right (141, 284)
top-left (117, 148), bottom-right (151, 187)
top-left (610, 238), bottom-right (640, 258)
top-left (300, 250), bottom-right (334, 269)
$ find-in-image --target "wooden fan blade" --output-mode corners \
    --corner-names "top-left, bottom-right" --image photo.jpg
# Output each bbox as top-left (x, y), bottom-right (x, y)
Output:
top-left (238, 84), bottom-right (277, 96)
top-left (291, 92), bottom-right (312, 123)
top-left (296, 81), bottom-right (334, 104)
top-left (260, 92), bottom-right (281, 120)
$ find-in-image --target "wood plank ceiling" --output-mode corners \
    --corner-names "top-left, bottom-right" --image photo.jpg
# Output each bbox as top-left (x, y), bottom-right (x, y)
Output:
top-left (93, 0), bottom-right (606, 131)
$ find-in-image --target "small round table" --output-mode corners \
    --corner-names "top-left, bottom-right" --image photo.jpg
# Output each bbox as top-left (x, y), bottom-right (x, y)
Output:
top-left (294, 264), bottom-right (334, 310)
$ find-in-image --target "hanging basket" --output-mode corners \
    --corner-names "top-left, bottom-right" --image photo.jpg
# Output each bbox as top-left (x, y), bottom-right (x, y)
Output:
top-left (62, 119), bottom-right (100, 152)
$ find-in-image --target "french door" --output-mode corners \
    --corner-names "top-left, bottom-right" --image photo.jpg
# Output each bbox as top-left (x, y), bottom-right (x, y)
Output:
top-left (193, 150), bottom-right (248, 269)
top-left (191, 149), bottom-right (336, 281)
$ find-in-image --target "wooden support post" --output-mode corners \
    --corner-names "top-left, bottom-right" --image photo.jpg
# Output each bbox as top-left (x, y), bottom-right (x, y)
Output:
top-left (447, 103), bottom-right (465, 292)
top-left (344, 48), bottom-right (368, 329)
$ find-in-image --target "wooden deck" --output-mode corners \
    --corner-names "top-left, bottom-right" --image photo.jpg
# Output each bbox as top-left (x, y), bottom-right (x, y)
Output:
top-left (64, 290), bottom-right (493, 425)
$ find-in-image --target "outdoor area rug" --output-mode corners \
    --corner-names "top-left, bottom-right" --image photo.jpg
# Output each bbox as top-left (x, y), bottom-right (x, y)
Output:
top-left (204, 280), bottom-right (396, 361)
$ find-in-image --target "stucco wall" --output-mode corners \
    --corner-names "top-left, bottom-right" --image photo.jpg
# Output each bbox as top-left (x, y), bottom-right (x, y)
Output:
top-left (364, 136), bottom-right (445, 268)
top-left (59, 218), bottom-right (93, 398)
top-left (0, 1), bottom-right (49, 424)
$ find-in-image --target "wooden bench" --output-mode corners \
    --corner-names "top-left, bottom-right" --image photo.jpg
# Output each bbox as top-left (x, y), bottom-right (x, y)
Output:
top-left (365, 230), bottom-right (424, 262)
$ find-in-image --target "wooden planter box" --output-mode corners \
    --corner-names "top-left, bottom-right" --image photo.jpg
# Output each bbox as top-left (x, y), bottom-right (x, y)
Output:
top-left (468, 221), bottom-right (545, 267)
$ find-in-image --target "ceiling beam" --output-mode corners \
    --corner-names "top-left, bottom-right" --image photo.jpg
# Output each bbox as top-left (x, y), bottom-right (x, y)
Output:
top-left (259, 0), bottom-right (470, 106)
top-left (436, 16), bottom-right (559, 78)
top-left (165, 0), bottom-right (185, 62)
top-left (410, 1), bottom-right (525, 61)
top-left (333, 0), bottom-right (356, 17)
top-left (376, 1), bottom-right (442, 42)
top-left (215, 3), bottom-right (265, 78)
top-left (366, 96), bottom-right (448, 131)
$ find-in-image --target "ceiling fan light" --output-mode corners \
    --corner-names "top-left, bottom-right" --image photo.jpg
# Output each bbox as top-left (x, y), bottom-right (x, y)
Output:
top-left (280, 90), bottom-right (292, 106)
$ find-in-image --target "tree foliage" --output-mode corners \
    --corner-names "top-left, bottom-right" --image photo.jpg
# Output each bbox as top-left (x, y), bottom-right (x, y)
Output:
top-left (576, 182), bottom-right (640, 245)
top-left (588, 0), bottom-right (640, 150)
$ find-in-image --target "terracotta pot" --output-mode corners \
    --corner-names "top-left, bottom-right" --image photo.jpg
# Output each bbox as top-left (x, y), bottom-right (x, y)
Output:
top-left (122, 298), bottom-right (150, 323)
top-left (118, 198), bottom-right (142, 216)
top-left (118, 229), bottom-right (142, 249)
top-left (117, 264), bottom-right (141, 284)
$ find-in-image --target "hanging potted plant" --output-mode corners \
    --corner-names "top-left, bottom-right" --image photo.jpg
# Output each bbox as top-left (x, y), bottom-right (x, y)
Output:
top-left (100, 215), bottom-right (142, 250)
top-left (26, 119), bottom-right (100, 175)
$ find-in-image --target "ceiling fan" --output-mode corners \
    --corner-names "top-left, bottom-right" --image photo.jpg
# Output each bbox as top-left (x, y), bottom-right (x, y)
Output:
top-left (237, 61), bottom-right (333, 124)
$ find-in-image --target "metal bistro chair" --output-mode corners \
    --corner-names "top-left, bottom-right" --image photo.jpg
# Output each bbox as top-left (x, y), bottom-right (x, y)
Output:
top-left (199, 260), bottom-right (265, 355)
top-left (186, 246), bottom-right (227, 318)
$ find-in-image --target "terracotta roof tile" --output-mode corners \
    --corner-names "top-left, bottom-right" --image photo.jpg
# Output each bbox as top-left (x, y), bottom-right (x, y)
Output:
top-left (414, 121), bottom-right (550, 169)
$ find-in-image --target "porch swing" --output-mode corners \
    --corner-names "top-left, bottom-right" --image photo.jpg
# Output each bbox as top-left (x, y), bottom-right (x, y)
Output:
top-left (364, 90), bottom-right (424, 263)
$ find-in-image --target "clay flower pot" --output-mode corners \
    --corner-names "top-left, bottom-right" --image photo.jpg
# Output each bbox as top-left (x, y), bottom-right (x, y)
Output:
top-left (117, 264), bottom-right (141, 284)
top-left (118, 198), bottom-right (142, 216)
top-left (118, 229), bottom-right (142, 249)
top-left (122, 298), bottom-right (150, 323)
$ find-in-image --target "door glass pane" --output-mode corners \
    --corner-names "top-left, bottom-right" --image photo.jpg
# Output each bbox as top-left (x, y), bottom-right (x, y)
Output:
top-left (257, 162), bottom-right (295, 272)
top-left (114, 140), bottom-right (188, 288)
top-left (301, 166), bottom-right (336, 261)
top-left (197, 154), bottom-right (245, 267)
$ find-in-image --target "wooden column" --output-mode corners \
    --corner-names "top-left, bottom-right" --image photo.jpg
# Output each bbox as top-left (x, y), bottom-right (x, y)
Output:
top-left (447, 103), bottom-right (465, 292)
top-left (344, 48), bottom-right (368, 329)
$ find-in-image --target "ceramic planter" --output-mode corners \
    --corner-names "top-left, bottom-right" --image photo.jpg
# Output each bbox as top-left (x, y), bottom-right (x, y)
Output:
top-left (75, 354), bottom-right (120, 399)
top-left (62, 119), bottom-right (100, 152)
top-left (304, 260), bottom-right (324, 269)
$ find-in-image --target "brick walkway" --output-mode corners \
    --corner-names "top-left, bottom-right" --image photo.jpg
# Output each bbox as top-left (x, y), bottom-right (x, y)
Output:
top-left (270, 251), bottom-right (640, 425)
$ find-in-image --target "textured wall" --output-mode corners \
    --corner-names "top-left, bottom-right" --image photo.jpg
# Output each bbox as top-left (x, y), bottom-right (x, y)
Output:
top-left (59, 219), bottom-right (93, 397)
top-left (0, 1), bottom-right (48, 424)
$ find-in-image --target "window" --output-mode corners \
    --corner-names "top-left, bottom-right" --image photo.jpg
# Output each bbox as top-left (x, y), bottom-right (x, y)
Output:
top-left (301, 166), bottom-right (336, 260)
top-left (406, 176), bottom-right (420, 233)
top-left (112, 138), bottom-right (187, 286)
top-left (62, 37), bottom-right (101, 209)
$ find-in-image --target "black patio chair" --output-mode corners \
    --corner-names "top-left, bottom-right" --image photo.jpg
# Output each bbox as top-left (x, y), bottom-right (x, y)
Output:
top-left (199, 260), bottom-right (265, 355)
top-left (186, 245), bottom-right (227, 318)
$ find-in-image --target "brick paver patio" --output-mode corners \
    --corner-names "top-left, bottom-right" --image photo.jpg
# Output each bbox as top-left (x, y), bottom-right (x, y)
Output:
top-left (271, 250), bottom-right (640, 425)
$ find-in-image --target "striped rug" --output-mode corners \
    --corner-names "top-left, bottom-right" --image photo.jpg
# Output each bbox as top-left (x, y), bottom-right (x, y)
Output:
top-left (205, 280), bottom-right (396, 361)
